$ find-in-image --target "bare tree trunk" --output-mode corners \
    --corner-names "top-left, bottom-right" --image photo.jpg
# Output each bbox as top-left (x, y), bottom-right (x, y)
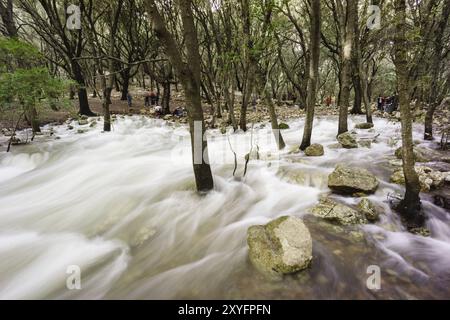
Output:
top-left (394, 0), bottom-right (424, 229)
top-left (265, 86), bottom-right (286, 150)
top-left (338, 0), bottom-right (356, 135)
top-left (103, 3), bottom-right (122, 132)
top-left (300, 0), bottom-right (321, 150)
top-left (146, 0), bottom-right (214, 192)
top-left (424, 0), bottom-right (450, 140)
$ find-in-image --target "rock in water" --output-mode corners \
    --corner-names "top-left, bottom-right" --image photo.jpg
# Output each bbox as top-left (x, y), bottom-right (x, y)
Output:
top-left (390, 166), bottom-right (448, 192)
top-left (279, 123), bottom-right (290, 130)
top-left (311, 197), bottom-right (367, 225)
top-left (328, 164), bottom-right (379, 195)
top-left (305, 144), bottom-right (324, 156)
top-left (394, 147), bottom-right (430, 163)
top-left (337, 132), bottom-right (358, 148)
top-left (247, 216), bottom-right (312, 276)
top-left (357, 198), bottom-right (379, 221)
top-left (355, 123), bottom-right (374, 129)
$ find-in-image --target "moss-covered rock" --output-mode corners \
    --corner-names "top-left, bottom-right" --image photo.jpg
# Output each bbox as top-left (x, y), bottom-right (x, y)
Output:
top-left (305, 143), bottom-right (324, 156)
top-left (247, 216), bottom-right (312, 277)
top-left (279, 123), bottom-right (290, 130)
top-left (328, 164), bottom-right (379, 195)
top-left (310, 197), bottom-right (367, 225)
top-left (357, 198), bottom-right (379, 222)
top-left (337, 132), bottom-right (358, 148)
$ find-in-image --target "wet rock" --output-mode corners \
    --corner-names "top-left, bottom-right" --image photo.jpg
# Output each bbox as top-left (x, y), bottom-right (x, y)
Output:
top-left (355, 123), bottom-right (374, 129)
top-left (288, 144), bottom-right (301, 154)
top-left (358, 140), bottom-right (371, 148)
top-left (163, 114), bottom-right (172, 121)
top-left (279, 123), bottom-right (290, 130)
top-left (394, 147), bottom-right (430, 163)
top-left (305, 144), bottom-right (324, 156)
top-left (357, 198), bottom-right (379, 222)
top-left (10, 136), bottom-right (22, 145)
top-left (89, 121), bottom-right (97, 127)
top-left (409, 227), bottom-right (430, 237)
top-left (67, 125), bottom-right (74, 130)
top-left (247, 216), bottom-right (312, 276)
top-left (78, 119), bottom-right (88, 126)
top-left (433, 194), bottom-right (450, 210)
top-left (77, 129), bottom-right (86, 134)
top-left (391, 166), bottom-right (449, 192)
top-left (310, 197), bottom-right (367, 225)
top-left (337, 132), bottom-right (358, 149)
top-left (328, 164), bottom-right (379, 195)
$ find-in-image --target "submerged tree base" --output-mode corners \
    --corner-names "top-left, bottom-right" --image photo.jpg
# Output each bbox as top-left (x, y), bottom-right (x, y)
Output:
top-left (395, 198), bottom-right (427, 231)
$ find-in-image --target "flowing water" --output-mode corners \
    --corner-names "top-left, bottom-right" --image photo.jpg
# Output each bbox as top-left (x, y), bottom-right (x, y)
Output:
top-left (0, 115), bottom-right (449, 299)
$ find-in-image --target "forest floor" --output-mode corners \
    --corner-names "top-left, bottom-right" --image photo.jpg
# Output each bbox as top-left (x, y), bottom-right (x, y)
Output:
top-left (1, 87), bottom-right (449, 142)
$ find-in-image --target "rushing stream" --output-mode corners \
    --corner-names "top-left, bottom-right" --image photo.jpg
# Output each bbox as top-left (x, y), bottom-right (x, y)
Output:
top-left (0, 115), bottom-right (449, 299)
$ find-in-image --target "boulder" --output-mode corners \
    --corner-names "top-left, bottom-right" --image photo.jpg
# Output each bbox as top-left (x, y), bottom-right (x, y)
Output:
top-left (305, 144), bottom-right (324, 156)
top-left (357, 198), bottom-right (379, 222)
top-left (310, 197), bottom-right (367, 225)
top-left (355, 123), bottom-right (374, 129)
top-left (78, 119), bottom-right (88, 126)
top-left (247, 216), bottom-right (312, 276)
top-left (394, 147), bottom-right (430, 163)
top-left (279, 123), bottom-right (290, 130)
top-left (391, 166), bottom-right (449, 192)
top-left (337, 132), bottom-right (358, 148)
top-left (328, 164), bottom-right (379, 195)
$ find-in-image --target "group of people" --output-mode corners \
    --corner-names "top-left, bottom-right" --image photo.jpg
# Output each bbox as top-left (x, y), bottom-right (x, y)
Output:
top-left (144, 90), bottom-right (159, 107)
top-left (377, 93), bottom-right (399, 113)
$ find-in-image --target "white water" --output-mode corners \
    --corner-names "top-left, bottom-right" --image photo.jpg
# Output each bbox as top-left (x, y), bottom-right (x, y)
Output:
top-left (0, 115), bottom-right (449, 299)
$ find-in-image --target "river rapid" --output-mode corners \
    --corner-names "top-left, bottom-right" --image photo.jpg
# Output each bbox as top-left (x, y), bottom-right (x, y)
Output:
top-left (0, 115), bottom-right (449, 299)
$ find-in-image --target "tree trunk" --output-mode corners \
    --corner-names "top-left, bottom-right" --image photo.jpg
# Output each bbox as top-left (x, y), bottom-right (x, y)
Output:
top-left (338, 0), bottom-right (356, 135)
top-left (393, 0), bottom-right (423, 229)
top-left (120, 69), bottom-right (131, 101)
top-left (0, 0), bottom-right (18, 37)
top-left (300, 0), bottom-right (321, 150)
top-left (72, 61), bottom-right (95, 116)
top-left (146, 0), bottom-right (214, 192)
top-left (162, 81), bottom-right (171, 114)
top-left (424, 0), bottom-right (450, 140)
top-left (103, 3), bottom-right (123, 131)
top-left (265, 86), bottom-right (286, 150)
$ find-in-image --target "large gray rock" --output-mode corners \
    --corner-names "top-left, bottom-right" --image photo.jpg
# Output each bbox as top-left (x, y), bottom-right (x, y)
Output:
top-left (311, 197), bottom-right (367, 225)
top-left (247, 216), bottom-right (312, 276)
top-left (305, 143), bottom-right (324, 156)
top-left (328, 164), bottom-right (379, 195)
top-left (337, 132), bottom-right (358, 148)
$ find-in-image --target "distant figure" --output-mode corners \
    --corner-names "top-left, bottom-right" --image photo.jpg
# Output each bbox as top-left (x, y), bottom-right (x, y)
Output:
top-left (172, 106), bottom-right (185, 117)
top-left (325, 96), bottom-right (332, 106)
top-left (127, 92), bottom-right (132, 108)
top-left (377, 95), bottom-right (384, 111)
top-left (144, 91), bottom-right (151, 107)
top-left (154, 105), bottom-right (163, 117)
top-left (150, 91), bottom-right (159, 106)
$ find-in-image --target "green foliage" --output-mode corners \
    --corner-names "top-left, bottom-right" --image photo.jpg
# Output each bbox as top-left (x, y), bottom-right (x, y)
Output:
top-left (0, 38), bottom-right (71, 116)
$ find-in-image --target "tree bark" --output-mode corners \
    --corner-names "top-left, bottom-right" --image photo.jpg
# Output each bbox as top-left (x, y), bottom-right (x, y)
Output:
top-left (338, 0), bottom-right (356, 135)
top-left (393, 0), bottom-right (423, 229)
top-left (424, 0), bottom-right (450, 140)
top-left (300, 0), bottom-right (321, 150)
top-left (146, 0), bottom-right (214, 192)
